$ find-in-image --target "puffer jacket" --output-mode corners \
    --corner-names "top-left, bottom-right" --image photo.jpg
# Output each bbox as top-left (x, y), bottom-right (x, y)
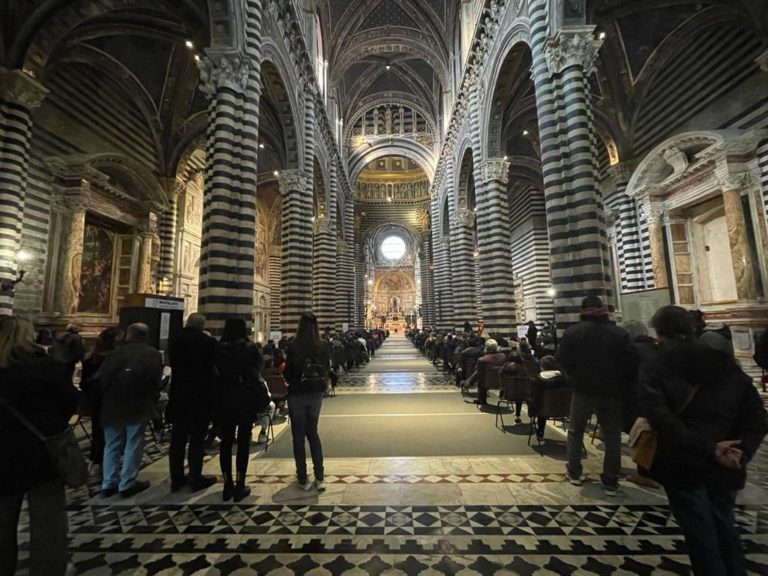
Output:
top-left (639, 340), bottom-right (767, 489)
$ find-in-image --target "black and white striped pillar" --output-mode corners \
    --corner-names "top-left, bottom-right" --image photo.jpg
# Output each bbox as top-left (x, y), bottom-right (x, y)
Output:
top-left (335, 183), bottom-right (355, 332)
top-left (419, 229), bottom-right (435, 328)
top-left (312, 202), bottom-right (337, 331)
top-left (197, 3), bottom-right (264, 334)
top-left (280, 166), bottom-right (313, 337)
top-left (0, 69), bottom-right (47, 316)
top-left (606, 164), bottom-right (652, 292)
top-left (451, 211), bottom-right (477, 330)
top-left (157, 179), bottom-right (180, 291)
top-left (476, 159), bottom-right (517, 335)
top-left (529, 2), bottom-right (611, 326)
top-left (430, 188), bottom-right (453, 331)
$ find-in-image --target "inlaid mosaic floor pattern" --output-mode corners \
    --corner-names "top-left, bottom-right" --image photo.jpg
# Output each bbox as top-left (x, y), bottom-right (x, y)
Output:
top-left (14, 337), bottom-right (768, 575)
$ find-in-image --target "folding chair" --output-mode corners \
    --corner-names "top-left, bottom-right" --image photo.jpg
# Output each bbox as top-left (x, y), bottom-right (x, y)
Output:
top-left (527, 386), bottom-right (573, 456)
top-left (496, 375), bottom-right (532, 431)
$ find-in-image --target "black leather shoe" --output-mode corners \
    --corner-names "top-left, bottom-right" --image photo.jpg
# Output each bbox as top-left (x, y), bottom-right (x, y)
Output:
top-left (101, 486), bottom-right (118, 498)
top-left (120, 480), bottom-right (150, 498)
top-left (189, 475), bottom-right (217, 492)
top-left (170, 476), bottom-right (188, 493)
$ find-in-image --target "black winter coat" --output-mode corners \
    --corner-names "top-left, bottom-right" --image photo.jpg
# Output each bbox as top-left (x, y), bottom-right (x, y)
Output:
top-left (215, 339), bottom-right (265, 425)
top-left (639, 340), bottom-right (767, 490)
top-left (168, 327), bottom-right (218, 425)
top-left (100, 342), bottom-right (163, 427)
top-left (0, 347), bottom-right (79, 493)
top-left (555, 317), bottom-right (638, 397)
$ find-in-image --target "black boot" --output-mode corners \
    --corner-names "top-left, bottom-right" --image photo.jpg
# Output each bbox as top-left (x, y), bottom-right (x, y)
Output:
top-left (222, 473), bottom-right (234, 502)
top-left (233, 472), bottom-right (251, 502)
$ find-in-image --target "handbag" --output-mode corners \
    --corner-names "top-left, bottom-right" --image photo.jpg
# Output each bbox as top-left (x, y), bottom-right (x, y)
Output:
top-left (630, 384), bottom-right (700, 470)
top-left (0, 398), bottom-right (89, 488)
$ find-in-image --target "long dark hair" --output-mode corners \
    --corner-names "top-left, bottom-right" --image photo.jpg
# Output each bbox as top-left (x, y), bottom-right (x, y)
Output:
top-left (294, 312), bottom-right (320, 353)
top-left (221, 318), bottom-right (249, 343)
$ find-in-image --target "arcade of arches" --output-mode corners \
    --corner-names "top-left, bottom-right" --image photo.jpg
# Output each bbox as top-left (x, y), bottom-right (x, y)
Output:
top-left (2, 0), bottom-right (768, 574)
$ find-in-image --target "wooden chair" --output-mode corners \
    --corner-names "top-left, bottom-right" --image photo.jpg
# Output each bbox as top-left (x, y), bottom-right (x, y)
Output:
top-left (527, 386), bottom-right (573, 455)
top-left (496, 375), bottom-right (532, 431)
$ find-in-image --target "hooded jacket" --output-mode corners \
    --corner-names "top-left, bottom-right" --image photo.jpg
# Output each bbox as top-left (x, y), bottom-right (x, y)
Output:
top-left (639, 340), bottom-right (767, 489)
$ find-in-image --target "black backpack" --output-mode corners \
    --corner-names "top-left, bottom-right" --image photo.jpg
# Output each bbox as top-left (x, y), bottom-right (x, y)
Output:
top-left (299, 355), bottom-right (326, 394)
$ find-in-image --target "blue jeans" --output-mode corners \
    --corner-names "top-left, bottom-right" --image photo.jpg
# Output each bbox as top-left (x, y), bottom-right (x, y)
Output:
top-left (665, 485), bottom-right (746, 576)
top-left (288, 393), bottom-right (324, 483)
top-left (566, 392), bottom-right (622, 486)
top-left (103, 422), bottom-right (147, 492)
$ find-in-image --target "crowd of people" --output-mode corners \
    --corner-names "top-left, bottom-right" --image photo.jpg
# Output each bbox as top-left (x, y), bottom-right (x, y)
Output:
top-left (1, 300), bottom-right (767, 575)
top-left (411, 297), bottom-right (768, 575)
top-left (0, 312), bottom-right (387, 576)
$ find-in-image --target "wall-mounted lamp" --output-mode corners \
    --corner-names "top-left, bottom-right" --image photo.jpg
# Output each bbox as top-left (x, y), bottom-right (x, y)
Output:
top-left (1, 250), bottom-right (29, 295)
top-left (185, 40), bottom-right (194, 49)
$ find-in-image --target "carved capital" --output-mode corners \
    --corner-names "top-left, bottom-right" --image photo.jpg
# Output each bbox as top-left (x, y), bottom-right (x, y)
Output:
top-left (138, 213), bottom-right (158, 238)
top-left (639, 198), bottom-right (665, 224)
top-left (481, 158), bottom-right (511, 184)
top-left (198, 51), bottom-right (252, 96)
top-left (0, 68), bottom-right (48, 109)
top-left (277, 169), bottom-right (307, 194)
top-left (719, 174), bottom-right (754, 193)
top-left (545, 26), bottom-right (603, 75)
top-left (454, 210), bottom-right (475, 228)
top-left (53, 181), bottom-right (91, 213)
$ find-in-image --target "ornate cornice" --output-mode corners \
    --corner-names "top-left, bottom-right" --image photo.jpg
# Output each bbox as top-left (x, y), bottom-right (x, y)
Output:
top-left (0, 68), bottom-right (48, 109)
top-left (198, 51), bottom-right (252, 96)
top-left (719, 174), bottom-right (754, 193)
top-left (545, 26), bottom-right (603, 75)
top-left (481, 158), bottom-right (511, 184)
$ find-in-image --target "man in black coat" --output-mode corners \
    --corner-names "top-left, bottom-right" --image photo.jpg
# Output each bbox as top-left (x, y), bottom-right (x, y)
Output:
top-left (556, 295), bottom-right (638, 495)
top-left (100, 323), bottom-right (163, 498)
top-left (640, 306), bottom-right (766, 576)
top-left (167, 313), bottom-right (218, 492)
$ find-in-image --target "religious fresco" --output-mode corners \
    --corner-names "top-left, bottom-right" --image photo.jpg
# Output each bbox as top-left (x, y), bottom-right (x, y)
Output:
top-left (78, 223), bottom-right (115, 314)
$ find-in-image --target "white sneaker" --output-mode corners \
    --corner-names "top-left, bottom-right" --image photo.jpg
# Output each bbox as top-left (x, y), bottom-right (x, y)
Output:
top-left (566, 473), bottom-right (585, 486)
top-left (314, 479), bottom-right (326, 492)
top-left (298, 480), bottom-right (314, 491)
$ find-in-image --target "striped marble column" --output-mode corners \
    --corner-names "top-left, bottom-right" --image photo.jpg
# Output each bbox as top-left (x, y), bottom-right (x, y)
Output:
top-left (280, 167), bottom-right (313, 337)
top-left (335, 187), bottom-right (355, 332)
top-left (419, 232), bottom-right (435, 327)
top-left (476, 159), bottom-right (516, 336)
top-left (430, 191), bottom-right (453, 331)
top-left (451, 211), bottom-right (477, 330)
top-left (529, 3), bottom-right (610, 326)
top-left (758, 137), bottom-right (768, 224)
top-left (197, 5), bottom-right (264, 333)
top-left (157, 179), bottom-right (181, 289)
top-left (0, 69), bottom-right (47, 315)
top-left (606, 164), bottom-right (647, 292)
top-left (268, 247), bottom-right (282, 332)
top-left (312, 211), bottom-right (337, 331)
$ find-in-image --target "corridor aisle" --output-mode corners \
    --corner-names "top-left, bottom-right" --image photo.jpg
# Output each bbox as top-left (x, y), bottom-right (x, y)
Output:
top-left (27, 335), bottom-right (768, 575)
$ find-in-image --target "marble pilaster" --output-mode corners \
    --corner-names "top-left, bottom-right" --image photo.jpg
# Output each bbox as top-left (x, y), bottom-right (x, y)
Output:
top-left (640, 199), bottom-right (669, 290)
top-left (54, 182), bottom-right (90, 315)
top-left (721, 175), bottom-right (758, 300)
top-left (137, 214), bottom-right (158, 294)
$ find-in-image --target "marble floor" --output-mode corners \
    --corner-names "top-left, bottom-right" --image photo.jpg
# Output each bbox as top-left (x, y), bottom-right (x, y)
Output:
top-left (15, 336), bottom-right (768, 575)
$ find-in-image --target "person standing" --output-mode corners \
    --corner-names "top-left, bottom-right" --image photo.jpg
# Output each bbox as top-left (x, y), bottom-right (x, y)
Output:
top-left (0, 317), bottom-right (79, 576)
top-left (80, 326), bottom-right (124, 469)
top-left (640, 306), bottom-right (767, 576)
top-left (167, 313), bottom-right (218, 493)
top-left (99, 323), bottom-right (163, 498)
top-left (215, 318), bottom-right (266, 502)
top-left (284, 312), bottom-right (330, 491)
top-left (526, 321), bottom-right (538, 351)
top-left (51, 322), bottom-right (85, 382)
top-left (556, 295), bottom-right (638, 495)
